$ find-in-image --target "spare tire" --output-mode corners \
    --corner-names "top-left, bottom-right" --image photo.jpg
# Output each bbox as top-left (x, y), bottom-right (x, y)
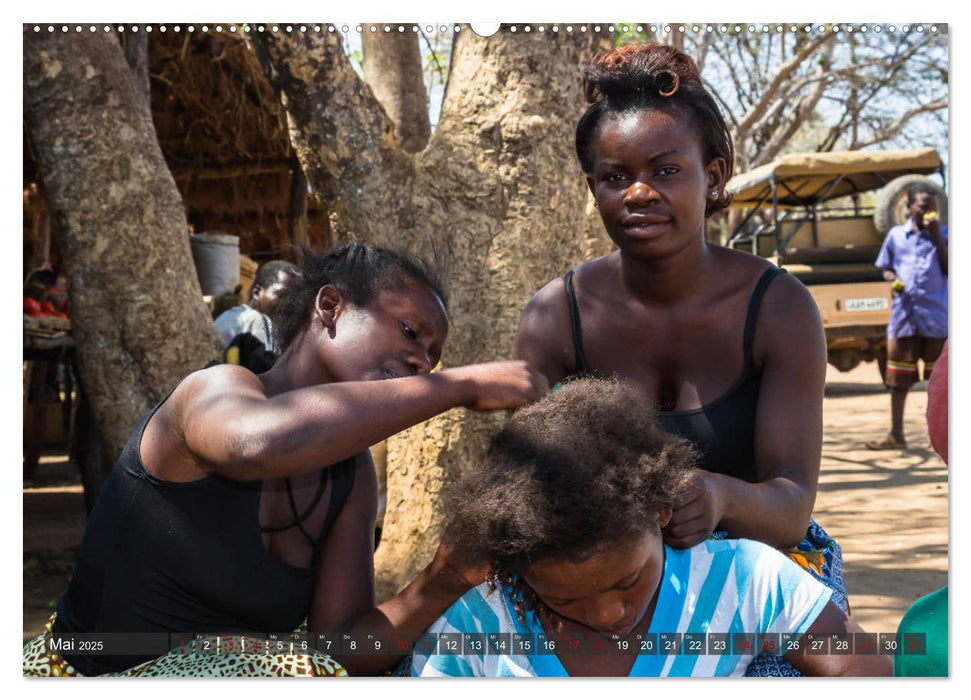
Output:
top-left (874, 174), bottom-right (948, 235)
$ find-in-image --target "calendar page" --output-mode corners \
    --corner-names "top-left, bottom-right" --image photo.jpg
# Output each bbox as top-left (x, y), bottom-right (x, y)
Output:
top-left (22, 16), bottom-right (949, 682)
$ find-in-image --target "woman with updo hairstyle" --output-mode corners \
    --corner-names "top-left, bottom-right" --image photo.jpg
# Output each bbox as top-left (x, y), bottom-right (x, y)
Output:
top-left (514, 43), bottom-right (842, 676)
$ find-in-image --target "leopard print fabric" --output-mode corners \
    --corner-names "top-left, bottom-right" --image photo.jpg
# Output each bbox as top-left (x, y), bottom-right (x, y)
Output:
top-left (115, 643), bottom-right (348, 677)
top-left (24, 615), bottom-right (347, 677)
top-left (22, 614), bottom-right (79, 676)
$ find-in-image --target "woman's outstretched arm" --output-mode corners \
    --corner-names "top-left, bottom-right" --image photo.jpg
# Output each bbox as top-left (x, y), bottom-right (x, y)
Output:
top-left (143, 360), bottom-right (548, 484)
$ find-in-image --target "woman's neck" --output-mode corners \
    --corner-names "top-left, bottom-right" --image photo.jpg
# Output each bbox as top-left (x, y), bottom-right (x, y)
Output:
top-left (533, 581), bottom-right (660, 642)
top-left (618, 239), bottom-right (715, 306)
top-left (258, 333), bottom-right (335, 398)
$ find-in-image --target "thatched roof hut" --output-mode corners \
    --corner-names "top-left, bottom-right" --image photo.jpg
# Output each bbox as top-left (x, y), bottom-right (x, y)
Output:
top-left (23, 28), bottom-right (334, 276)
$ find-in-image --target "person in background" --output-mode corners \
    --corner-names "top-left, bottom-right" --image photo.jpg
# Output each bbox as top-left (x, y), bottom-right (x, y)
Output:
top-left (211, 286), bottom-right (244, 319)
top-left (894, 341), bottom-right (947, 676)
top-left (215, 259), bottom-right (299, 356)
top-left (867, 185), bottom-right (947, 450)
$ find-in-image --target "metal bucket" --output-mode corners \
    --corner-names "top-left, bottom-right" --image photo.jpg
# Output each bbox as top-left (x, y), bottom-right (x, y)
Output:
top-left (189, 232), bottom-right (240, 297)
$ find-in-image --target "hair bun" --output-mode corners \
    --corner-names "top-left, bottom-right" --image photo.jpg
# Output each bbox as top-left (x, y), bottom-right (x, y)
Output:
top-left (583, 43), bottom-right (701, 105)
top-left (655, 69), bottom-right (680, 97)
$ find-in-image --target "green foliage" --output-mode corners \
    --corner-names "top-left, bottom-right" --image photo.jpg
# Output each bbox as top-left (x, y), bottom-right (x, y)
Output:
top-left (425, 51), bottom-right (446, 77)
top-left (615, 23), bottom-right (652, 47)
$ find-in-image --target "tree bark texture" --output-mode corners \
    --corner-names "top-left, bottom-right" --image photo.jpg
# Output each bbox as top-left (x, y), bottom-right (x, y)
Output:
top-left (122, 29), bottom-right (152, 124)
top-left (252, 26), bottom-right (611, 600)
top-left (24, 29), bottom-right (223, 462)
top-left (249, 31), bottom-right (415, 247)
top-left (363, 26), bottom-right (431, 154)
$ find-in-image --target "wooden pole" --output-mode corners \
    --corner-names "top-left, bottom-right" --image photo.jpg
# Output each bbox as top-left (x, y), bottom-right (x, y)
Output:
top-left (287, 160), bottom-right (309, 253)
top-left (31, 189), bottom-right (51, 270)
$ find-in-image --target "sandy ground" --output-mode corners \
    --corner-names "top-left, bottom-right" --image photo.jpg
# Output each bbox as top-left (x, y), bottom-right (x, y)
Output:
top-left (22, 361), bottom-right (948, 640)
top-left (815, 362), bottom-right (948, 634)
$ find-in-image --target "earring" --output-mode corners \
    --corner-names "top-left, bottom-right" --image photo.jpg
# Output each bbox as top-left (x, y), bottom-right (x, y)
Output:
top-left (710, 189), bottom-right (718, 198)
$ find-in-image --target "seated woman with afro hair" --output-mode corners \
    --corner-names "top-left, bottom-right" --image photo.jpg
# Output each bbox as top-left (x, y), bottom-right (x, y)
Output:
top-left (412, 378), bottom-right (890, 677)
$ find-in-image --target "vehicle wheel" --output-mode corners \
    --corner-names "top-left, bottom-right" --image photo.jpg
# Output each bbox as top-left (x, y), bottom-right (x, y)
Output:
top-left (874, 174), bottom-right (948, 235)
top-left (827, 348), bottom-right (862, 373)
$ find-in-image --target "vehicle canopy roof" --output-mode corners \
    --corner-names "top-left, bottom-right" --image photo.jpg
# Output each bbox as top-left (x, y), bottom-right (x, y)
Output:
top-left (726, 147), bottom-right (942, 208)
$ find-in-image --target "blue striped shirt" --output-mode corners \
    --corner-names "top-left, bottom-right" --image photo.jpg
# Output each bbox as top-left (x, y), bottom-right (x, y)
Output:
top-left (413, 539), bottom-right (831, 677)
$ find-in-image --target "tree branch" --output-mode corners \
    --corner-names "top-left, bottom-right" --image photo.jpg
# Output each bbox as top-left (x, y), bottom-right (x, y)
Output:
top-left (736, 33), bottom-right (836, 136)
top-left (248, 29), bottom-right (415, 244)
top-left (711, 40), bottom-right (753, 113)
top-left (364, 25), bottom-right (431, 154)
top-left (704, 79), bottom-right (741, 132)
top-left (808, 37), bottom-right (937, 152)
top-left (751, 41), bottom-right (835, 166)
top-left (693, 30), bottom-right (715, 73)
top-left (854, 99), bottom-right (948, 150)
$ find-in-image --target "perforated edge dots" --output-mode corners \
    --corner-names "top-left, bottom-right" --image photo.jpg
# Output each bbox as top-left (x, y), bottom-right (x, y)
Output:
top-left (29, 23), bottom-right (944, 36)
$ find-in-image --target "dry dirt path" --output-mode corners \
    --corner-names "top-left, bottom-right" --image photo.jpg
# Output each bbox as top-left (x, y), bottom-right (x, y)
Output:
top-left (814, 362), bottom-right (948, 635)
top-left (23, 361), bottom-right (948, 640)
top-left (23, 454), bottom-right (86, 640)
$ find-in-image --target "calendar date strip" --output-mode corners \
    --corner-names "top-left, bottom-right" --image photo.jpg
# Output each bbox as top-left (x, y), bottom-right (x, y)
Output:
top-left (47, 631), bottom-right (927, 657)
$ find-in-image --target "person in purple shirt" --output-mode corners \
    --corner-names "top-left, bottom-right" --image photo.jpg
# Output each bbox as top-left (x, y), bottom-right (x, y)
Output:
top-left (867, 184), bottom-right (948, 450)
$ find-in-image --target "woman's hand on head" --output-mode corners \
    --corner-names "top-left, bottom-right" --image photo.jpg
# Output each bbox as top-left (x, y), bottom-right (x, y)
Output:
top-left (445, 360), bottom-right (550, 412)
top-left (428, 540), bottom-right (491, 594)
top-left (662, 470), bottom-right (725, 549)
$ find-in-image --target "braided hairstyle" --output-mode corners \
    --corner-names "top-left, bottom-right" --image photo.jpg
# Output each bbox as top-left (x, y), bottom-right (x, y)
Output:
top-left (576, 43), bottom-right (735, 217)
top-left (274, 243), bottom-right (448, 352)
top-left (443, 377), bottom-right (696, 621)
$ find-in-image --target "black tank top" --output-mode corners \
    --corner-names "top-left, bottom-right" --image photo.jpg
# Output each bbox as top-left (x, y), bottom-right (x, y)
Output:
top-left (54, 392), bottom-right (355, 676)
top-left (564, 265), bottom-right (786, 483)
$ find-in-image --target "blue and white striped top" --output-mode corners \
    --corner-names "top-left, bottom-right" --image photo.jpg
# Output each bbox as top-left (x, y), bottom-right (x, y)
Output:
top-left (413, 539), bottom-right (831, 677)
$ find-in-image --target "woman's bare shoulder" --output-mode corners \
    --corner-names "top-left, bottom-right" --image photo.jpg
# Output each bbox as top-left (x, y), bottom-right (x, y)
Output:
top-left (710, 245), bottom-right (810, 301)
top-left (711, 244), bottom-right (775, 276)
top-left (179, 363), bottom-right (266, 400)
top-left (142, 365), bottom-right (267, 475)
top-left (516, 256), bottom-right (615, 382)
top-left (161, 364), bottom-right (268, 441)
top-left (711, 248), bottom-right (825, 363)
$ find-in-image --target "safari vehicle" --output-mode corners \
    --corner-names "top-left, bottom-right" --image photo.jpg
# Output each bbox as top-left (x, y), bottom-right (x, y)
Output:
top-left (725, 148), bottom-right (947, 377)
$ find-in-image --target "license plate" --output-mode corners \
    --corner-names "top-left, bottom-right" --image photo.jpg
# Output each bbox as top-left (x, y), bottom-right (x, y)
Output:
top-left (845, 297), bottom-right (889, 312)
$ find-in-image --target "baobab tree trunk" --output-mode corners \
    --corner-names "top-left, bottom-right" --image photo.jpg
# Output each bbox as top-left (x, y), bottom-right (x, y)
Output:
top-left (363, 25), bottom-right (431, 153)
top-left (253, 26), bottom-right (611, 600)
top-left (122, 29), bottom-right (153, 125)
top-left (23, 28), bottom-right (223, 463)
